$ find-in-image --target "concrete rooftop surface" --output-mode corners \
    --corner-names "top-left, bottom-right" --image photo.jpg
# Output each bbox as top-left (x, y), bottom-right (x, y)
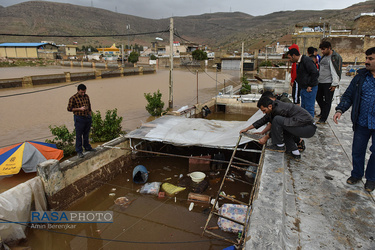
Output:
top-left (245, 73), bottom-right (375, 249)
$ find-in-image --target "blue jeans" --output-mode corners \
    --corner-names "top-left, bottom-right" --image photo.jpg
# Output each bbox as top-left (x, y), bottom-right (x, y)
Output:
top-left (352, 125), bottom-right (375, 181)
top-left (300, 86), bottom-right (318, 117)
top-left (74, 115), bottom-right (92, 153)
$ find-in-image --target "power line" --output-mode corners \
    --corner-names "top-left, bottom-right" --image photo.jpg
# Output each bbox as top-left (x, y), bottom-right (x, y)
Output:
top-left (0, 30), bottom-right (169, 38)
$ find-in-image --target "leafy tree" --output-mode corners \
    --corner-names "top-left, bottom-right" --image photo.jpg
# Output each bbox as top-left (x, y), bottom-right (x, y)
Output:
top-left (144, 90), bottom-right (164, 116)
top-left (150, 54), bottom-right (157, 60)
top-left (128, 51), bottom-right (139, 63)
top-left (46, 125), bottom-right (76, 157)
top-left (192, 49), bottom-right (208, 60)
top-left (91, 109), bottom-right (124, 142)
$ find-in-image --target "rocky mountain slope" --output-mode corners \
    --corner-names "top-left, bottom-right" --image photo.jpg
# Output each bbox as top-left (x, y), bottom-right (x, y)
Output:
top-left (0, 1), bottom-right (374, 51)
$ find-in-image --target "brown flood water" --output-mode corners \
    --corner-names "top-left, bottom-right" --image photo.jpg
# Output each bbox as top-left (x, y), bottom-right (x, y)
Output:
top-left (22, 150), bottom-right (257, 249)
top-left (1, 66), bottom-right (253, 249)
top-left (0, 66), bottom-right (240, 149)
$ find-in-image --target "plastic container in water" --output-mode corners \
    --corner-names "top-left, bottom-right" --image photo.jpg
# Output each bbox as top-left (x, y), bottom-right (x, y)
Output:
top-left (133, 165), bottom-right (149, 184)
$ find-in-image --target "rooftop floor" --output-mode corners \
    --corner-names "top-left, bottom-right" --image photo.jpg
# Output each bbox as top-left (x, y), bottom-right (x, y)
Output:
top-left (246, 73), bottom-right (375, 249)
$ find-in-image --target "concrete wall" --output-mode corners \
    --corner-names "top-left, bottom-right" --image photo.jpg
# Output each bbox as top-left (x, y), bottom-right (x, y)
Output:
top-left (0, 47), bottom-right (38, 59)
top-left (215, 96), bottom-right (258, 115)
top-left (37, 137), bottom-right (133, 210)
top-left (258, 66), bottom-right (289, 80)
top-left (0, 67), bottom-right (155, 88)
top-left (352, 15), bottom-right (375, 35)
top-left (293, 29), bottom-right (375, 63)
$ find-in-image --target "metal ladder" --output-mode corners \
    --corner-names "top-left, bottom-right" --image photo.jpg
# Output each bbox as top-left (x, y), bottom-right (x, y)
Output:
top-left (202, 134), bottom-right (263, 246)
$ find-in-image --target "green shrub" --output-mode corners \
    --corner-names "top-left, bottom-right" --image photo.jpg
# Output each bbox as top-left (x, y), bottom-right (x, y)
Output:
top-left (91, 108), bottom-right (124, 142)
top-left (259, 60), bottom-right (273, 67)
top-left (46, 125), bottom-right (76, 157)
top-left (144, 90), bottom-right (165, 116)
top-left (240, 76), bottom-right (251, 94)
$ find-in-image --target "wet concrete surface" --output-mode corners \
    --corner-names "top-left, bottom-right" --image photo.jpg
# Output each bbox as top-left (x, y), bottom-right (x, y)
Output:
top-left (246, 72), bottom-right (375, 249)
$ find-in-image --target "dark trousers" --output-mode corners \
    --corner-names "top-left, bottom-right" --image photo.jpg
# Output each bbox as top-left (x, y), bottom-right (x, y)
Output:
top-left (271, 116), bottom-right (317, 151)
top-left (316, 83), bottom-right (334, 121)
top-left (352, 125), bottom-right (375, 181)
top-left (292, 81), bottom-right (301, 104)
top-left (74, 115), bottom-right (92, 153)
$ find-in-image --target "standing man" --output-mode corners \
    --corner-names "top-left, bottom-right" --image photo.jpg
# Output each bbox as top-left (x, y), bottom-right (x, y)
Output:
top-left (287, 48), bottom-right (319, 117)
top-left (240, 97), bottom-right (316, 160)
top-left (289, 44), bottom-right (301, 105)
top-left (333, 47), bottom-right (375, 192)
top-left (317, 41), bottom-right (342, 124)
top-left (67, 84), bottom-right (95, 158)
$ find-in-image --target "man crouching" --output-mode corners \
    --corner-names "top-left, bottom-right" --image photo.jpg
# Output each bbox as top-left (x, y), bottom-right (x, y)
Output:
top-left (240, 97), bottom-right (317, 160)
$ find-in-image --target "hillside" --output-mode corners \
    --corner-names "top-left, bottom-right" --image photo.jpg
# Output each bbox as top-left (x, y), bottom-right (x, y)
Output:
top-left (0, 1), bottom-right (375, 51)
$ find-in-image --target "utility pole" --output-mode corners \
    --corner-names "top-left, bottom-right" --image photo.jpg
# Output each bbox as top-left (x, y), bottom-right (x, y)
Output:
top-left (169, 18), bottom-right (174, 109)
top-left (121, 44), bottom-right (124, 67)
top-left (240, 42), bottom-right (244, 77)
top-left (196, 70), bottom-right (199, 104)
top-left (127, 24), bottom-right (130, 56)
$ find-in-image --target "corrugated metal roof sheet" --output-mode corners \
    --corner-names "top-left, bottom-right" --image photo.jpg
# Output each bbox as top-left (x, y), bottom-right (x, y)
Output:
top-left (0, 43), bottom-right (49, 47)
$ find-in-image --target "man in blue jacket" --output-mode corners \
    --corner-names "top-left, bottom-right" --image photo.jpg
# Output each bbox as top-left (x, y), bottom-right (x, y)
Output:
top-left (333, 47), bottom-right (375, 192)
top-left (287, 48), bottom-right (319, 117)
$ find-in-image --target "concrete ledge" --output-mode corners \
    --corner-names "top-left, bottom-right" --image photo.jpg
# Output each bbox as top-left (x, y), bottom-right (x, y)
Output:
top-left (0, 78), bottom-right (23, 88)
top-left (37, 137), bottom-right (132, 210)
top-left (246, 151), bottom-right (294, 249)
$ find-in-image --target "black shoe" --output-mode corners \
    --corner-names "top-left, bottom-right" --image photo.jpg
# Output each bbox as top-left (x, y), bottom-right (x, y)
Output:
top-left (365, 180), bottom-right (375, 192)
top-left (297, 139), bottom-right (306, 152)
top-left (86, 148), bottom-right (97, 152)
top-left (346, 176), bottom-right (361, 185)
top-left (78, 152), bottom-right (84, 158)
top-left (266, 144), bottom-right (286, 152)
top-left (287, 152), bottom-right (301, 161)
top-left (317, 119), bottom-right (327, 124)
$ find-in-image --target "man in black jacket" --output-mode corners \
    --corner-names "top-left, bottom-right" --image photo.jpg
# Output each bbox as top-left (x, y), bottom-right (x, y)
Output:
top-left (240, 97), bottom-right (317, 160)
top-left (287, 48), bottom-right (319, 117)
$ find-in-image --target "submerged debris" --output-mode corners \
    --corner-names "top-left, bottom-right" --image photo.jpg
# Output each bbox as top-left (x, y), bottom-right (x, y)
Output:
top-left (114, 196), bottom-right (136, 209)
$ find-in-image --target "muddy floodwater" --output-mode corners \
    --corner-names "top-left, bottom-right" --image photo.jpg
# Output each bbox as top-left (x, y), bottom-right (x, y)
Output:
top-left (1, 65), bottom-right (254, 249)
top-left (21, 147), bottom-right (258, 249)
top-left (0, 66), bottom-right (240, 149)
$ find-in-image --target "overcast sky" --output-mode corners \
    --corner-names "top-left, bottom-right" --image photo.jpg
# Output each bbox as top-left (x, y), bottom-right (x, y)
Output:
top-left (0, 0), bottom-right (368, 19)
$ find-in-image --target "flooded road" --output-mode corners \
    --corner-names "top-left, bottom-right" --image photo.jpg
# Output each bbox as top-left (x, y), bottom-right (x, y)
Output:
top-left (0, 66), bottom-right (240, 149)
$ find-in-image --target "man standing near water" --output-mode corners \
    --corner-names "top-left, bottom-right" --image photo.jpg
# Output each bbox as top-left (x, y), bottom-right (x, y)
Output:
top-left (333, 47), bottom-right (375, 192)
top-left (287, 48), bottom-right (319, 117)
top-left (67, 84), bottom-right (95, 158)
top-left (316, 41), bottom-right (342, 124)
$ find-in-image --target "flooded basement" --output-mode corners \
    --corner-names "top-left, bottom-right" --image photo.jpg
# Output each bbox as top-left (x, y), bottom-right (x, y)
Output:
top-left (20, 140), bottom-right (261, 249)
